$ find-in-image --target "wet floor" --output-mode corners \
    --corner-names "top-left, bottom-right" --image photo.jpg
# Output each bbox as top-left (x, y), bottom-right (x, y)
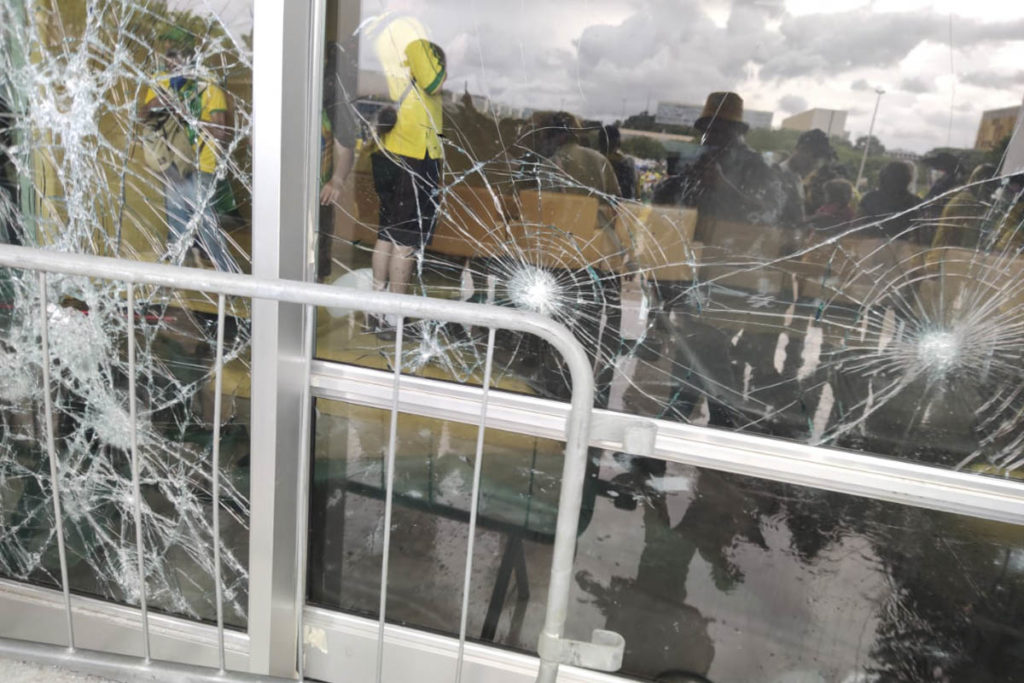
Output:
top-left (307, 401), bottom-right (1024, 682)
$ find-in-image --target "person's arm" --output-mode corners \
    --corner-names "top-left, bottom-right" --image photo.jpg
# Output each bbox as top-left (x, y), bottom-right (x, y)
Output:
top-left (138, 84), bottom-right (171, 120)
top-left (320, 139), bottom-right (353, 206)
top-left (199, 85), bottom-right (232, 145)
top-left (205, 110), bottom-right (231, 144)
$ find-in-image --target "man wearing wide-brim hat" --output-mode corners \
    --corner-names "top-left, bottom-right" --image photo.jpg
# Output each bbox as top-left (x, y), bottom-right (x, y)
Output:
top-left (664, 92), bottom-right (783, 240)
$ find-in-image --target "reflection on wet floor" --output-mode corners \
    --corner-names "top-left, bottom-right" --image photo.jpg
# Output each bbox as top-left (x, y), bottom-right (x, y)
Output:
top-left (308, 400), bottom-right (1024, 682)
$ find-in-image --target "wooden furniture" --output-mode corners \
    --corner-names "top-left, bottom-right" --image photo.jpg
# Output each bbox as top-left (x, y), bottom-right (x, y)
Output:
top-left (429, 184), bottom-right (512, 259)
top-left (508, 190), bottom-right (622, 271)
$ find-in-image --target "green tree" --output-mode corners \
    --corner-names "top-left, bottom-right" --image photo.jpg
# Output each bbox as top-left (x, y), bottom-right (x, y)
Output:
top-left (855, 135), bottom-right (886, 155)
top-left (620, 135), bottom-right (668, 160)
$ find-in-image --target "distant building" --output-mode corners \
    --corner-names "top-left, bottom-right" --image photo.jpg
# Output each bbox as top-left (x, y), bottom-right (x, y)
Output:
top-left (1000, 98), bottom-right (1024, 174)
top-left (888, 149), bottom-right (920, 162)
top-left (780, 108), bottom-right (847, 138)
top-left (655, 101), bottom-right (773, 130)
top-left (975, 105), bottom-right (1021, 150)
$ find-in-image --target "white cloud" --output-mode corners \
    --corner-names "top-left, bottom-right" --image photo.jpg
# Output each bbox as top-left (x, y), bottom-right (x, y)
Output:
top-left (359, 0), bottom-right (1024, 152)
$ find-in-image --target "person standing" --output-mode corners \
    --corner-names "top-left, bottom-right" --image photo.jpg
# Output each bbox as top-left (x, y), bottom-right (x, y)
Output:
top-left (139, 45), bottom-right (236, 272)
top-left (921, 151), bottom-right (963, 215)
top-left (317, 39), bottom-right (358, 281)
top-left (598, 124), bottom-right (637, 200)
top-left (931, 164), bottom-right (997, 249)
top-left (673, 92), bottom-right (783, 242)
top-left (774, 128), bottom-right (833, 227)
top-left (856, 161), bottom-right (921, 240)
top-left (369, 38), bottom-right (446, 309)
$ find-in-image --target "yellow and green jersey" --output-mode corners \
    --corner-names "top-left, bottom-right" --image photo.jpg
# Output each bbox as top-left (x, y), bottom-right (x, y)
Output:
top-left (143, 75), bottom-right (229, 174)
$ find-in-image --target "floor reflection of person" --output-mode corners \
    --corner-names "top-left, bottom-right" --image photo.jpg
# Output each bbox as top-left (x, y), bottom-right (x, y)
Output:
top-left (581, 465), bottom-right (777, 680)
top-left (856, 161), bottom-right (922, 240)
top-left (139, 44), bottom-right (237, 271)
top-left (368, 39), bottom-right (446, 329)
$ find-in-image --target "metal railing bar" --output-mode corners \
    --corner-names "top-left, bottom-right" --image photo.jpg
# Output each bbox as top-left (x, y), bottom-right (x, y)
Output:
top-left (0, 635), bottom-right (289, 683)
top-left (293, 300), bottom-right (317, 680)
top-left (3, 245), bottom-right (596, 680)
top-left (211, 293), bottom-right (228, 673)
top-left (309, 361), bottom-right (1024, 526)
top-left (126, 284), bottom-right (151, 662)
top-left (0, 246), bottom-right (584, 351)
top-left (36, 272), bottom-right (75, 652)
top-left (376, 317), bottom-right (405, 683)
top-left (534, 325), bottom-right (595, 683)
top-left (455, 327), bottom-right (497, 683)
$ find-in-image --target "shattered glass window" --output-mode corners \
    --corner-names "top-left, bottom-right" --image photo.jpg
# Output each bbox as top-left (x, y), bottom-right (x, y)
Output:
top-left (315, 0), bottom-right (1024, 479)
top-left (308, 1), bottom-right (1024, 681)
top-left (1, 1), bottom-right (253, 625)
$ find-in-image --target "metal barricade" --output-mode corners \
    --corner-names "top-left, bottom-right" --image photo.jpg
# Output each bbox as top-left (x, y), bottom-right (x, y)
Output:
top-left (0, 243), bottom-right (616, 683)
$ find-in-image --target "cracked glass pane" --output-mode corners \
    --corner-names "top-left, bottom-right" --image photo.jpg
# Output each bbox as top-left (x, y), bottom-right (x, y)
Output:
top-left (308, 1), bottom-right (1024, 680)
top-left (314, 0), bottom-right (1024, 480)
top-left (1, 1), bottom-right (252, 626)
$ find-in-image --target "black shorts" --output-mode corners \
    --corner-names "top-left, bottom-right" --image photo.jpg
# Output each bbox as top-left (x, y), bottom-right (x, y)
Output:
top-left (371, 152), bottom-right (441, 248)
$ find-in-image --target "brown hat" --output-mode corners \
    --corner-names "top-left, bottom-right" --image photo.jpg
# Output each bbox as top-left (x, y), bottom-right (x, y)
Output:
top-left (694, 92), bottom-right (748, 133)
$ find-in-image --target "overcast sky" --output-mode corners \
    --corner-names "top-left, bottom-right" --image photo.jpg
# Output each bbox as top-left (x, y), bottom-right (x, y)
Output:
top-left (354, 0), bottom-right (1024, 153)
top-left (184, 0), bottom-right (1024, 154)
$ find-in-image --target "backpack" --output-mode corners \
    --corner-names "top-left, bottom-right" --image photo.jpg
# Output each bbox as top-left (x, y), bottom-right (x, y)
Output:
top-left (141, 110), bottom-right (194, 175)
top-left (141, 81), bottom-right (204, 175)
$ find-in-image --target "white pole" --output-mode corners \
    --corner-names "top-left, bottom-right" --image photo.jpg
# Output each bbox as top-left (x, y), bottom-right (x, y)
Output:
top-left (855, 88), bottom-right (885, 191)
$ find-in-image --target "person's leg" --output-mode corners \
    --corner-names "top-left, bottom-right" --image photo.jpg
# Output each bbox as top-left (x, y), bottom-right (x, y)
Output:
top-left (384, 156), bottom-right (439, 296)
top-left (371, 238), bottom-right (393, 291)
top-left (388, 244), bottom-right (415, 294)
top-left (163, 168), bottom-right (191, 261)
top-left (317, 200), bottom-right (334, 281)
top-left (194, 172), bottom-right (238, 273)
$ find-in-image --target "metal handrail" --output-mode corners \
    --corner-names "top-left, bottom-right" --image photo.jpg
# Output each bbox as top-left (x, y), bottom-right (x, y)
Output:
top-left (0, 243), bottom-right (599, 683)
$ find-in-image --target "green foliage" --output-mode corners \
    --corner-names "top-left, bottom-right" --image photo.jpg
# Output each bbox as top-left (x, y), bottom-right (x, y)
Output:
top-left (621, 111), bottom-right (698, 137)
top-left (745, 127), bottom-right (802, 154)
top-left (855, 135), bottom-right (886, 155)
top-left (620, 135), bottom-right (668, 160)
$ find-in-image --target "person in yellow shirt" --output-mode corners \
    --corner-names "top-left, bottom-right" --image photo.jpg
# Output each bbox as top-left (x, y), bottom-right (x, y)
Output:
top-left (139, 47), bottom-right (236, 272)
top-left (368, 38), bottom-right (445, 319)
